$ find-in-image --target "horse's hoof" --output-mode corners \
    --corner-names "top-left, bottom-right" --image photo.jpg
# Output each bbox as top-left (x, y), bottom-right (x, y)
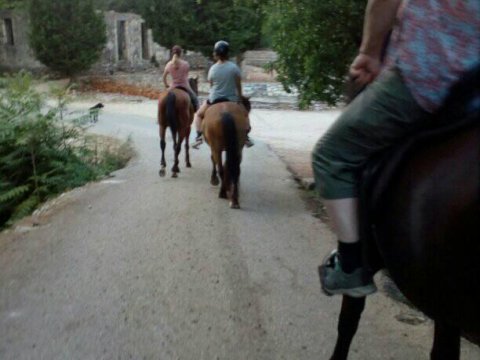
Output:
top-left (186, 163), bottom-right (192, 168)
top-left (172, 172), bottom-right (178, 178)
top-left (230, 202), bottom-right (240, 209)
top-left (211, 177), bottom-right (219, 186)
top-left (159, 169), bottom-right (166, 177)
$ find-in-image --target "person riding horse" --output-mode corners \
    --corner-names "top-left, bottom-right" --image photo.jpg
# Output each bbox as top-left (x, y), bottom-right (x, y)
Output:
top-left (162, 45), bottom-right (199, 112)
top-left (192, 41), bottom-right (254, 149)
top-left (314, 0), bottom-right (480, 297)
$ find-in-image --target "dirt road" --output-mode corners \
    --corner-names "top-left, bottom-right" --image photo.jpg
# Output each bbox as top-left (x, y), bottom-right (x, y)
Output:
top-left (1, 103), bottom-right (478, 359)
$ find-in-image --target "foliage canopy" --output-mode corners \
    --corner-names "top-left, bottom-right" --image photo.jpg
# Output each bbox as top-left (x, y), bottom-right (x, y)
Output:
top-left (99, 0), bottom-right (264, 58)
top-left (28, 0), bottom-right (106, 76)
top-left (263, 0), bottom-right (365, 106)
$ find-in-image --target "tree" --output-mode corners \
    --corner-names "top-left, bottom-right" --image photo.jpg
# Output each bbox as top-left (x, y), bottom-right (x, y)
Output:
top-left (0, 0), bottom-right (21, 8)
top-left (28, 0), bottom-right (106, 77)
top-left (263, 0), bottom-right (365, 106)
top-left (101, 0), bottom-right (263, 58)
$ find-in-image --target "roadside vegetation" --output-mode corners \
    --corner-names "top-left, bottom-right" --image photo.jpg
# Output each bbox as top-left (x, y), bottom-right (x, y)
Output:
top-left (0, 72), bottom-right (134, 228)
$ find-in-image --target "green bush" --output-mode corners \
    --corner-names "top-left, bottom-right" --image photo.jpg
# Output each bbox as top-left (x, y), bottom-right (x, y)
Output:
top-left (264, 0), bottom-right (365, 107)
top-left (0, 72), bottom-right (133, 227)
top-left (28, 0), bottom-right (106, 76)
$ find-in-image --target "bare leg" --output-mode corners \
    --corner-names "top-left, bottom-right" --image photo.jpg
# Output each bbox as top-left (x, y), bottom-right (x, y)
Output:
top-left (194, 101), bottom-right (209, 132)
top-left (330, 296), bottom-right (366, 360)
top-left (324, 198), bottom-right (360, 243)
top-left (431, 321), bottom-right (460, 360)
top-left (159, 126), bottom-right (167, 177)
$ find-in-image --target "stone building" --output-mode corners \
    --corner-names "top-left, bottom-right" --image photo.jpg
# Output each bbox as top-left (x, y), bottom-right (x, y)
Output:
top-left (241, 50), bottom-right (278, 68)
top-left (0, 9), bottom-right (168, 74)
top-left (0, 9), bottom-right (44, 72)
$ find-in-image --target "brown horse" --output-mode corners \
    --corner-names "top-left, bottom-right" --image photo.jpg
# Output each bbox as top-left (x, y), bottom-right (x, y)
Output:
top-left (203, 99), bottom-right (250, 209)
top-left (157, 77), bottom-right (198, 178)
top-left (327, 66), bottom-right (480, 359)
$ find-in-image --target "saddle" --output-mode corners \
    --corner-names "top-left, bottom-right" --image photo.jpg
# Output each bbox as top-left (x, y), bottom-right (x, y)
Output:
top-left (360, 65), bottom-right (480, 273)
top-left (174, 86), bottom-right (191, 96)
top-left (208, 96), bottom-right (252, 113)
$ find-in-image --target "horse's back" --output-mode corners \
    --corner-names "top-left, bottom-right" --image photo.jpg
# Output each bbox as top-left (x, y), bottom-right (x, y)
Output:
top-left (374, 119), bottom-right (480, 336)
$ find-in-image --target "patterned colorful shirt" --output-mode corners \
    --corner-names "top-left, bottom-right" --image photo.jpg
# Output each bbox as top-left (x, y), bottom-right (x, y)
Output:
top-left (386, 0), bottom-right (480, 113)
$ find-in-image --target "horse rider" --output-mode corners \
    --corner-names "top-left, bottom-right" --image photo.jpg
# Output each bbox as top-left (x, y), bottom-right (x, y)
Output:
top-left (162, 45), bottom-right (199, 112)
top-left (315, 0), bottom-right (480, 297)
top-left (191, 40), bottom-right (254, 149)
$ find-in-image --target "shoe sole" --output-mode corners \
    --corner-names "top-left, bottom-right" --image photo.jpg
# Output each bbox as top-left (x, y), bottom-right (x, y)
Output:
top-left (318, 266), bottom-right (377, 298)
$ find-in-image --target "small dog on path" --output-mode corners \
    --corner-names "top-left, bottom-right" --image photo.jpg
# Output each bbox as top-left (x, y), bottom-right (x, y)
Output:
top-left (89, 103), bottom-right (104, 123)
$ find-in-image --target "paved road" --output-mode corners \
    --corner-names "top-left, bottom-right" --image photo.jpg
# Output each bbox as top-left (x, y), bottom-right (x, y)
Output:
top-left (1, 105), bottom-right (479, 359)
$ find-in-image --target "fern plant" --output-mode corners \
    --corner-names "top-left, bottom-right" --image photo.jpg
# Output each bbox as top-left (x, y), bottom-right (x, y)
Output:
top-left (0, 72), bottom-right (132, 227)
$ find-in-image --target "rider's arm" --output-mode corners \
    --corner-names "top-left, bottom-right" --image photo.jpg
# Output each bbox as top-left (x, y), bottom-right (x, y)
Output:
top-left (360, 0), bottom-right (401, 58)
top-left (350, 0), bottom-right (402, 85)
top-left (162, 63), bottom-right (170, 88)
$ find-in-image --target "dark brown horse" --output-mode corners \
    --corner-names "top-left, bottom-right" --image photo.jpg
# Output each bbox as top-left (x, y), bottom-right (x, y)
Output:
top-left (328, 66), bottom-right (480, 360)
top-left (203, 99), bottom-right (250, 209)
top-left (157, 77), bottom-right (198, 178)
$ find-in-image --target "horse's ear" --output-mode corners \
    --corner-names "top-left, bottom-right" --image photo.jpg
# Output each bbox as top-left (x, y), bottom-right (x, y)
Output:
top-left (194, 75), bottom-right (199, 81)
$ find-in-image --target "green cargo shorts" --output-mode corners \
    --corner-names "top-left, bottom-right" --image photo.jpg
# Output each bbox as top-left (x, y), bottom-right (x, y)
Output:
top-left (312, 69), bottom-right (429, 199)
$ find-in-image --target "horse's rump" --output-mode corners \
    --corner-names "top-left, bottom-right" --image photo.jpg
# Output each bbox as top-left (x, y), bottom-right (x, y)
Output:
top-left (360, 109), bottom-right (480, 338)
top-left (158, 88), bottom-right (192, 128)
top-left (203, 102), bottom-right (248, 208)
top-left (203, 102), bottom-right (249, 149)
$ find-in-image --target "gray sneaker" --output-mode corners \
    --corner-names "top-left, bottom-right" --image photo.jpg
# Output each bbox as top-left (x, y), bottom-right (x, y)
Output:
top-left (192, 136), bottom-right (203, 149)
top-left (245, 136), bottom-right (254, 148)
top-left (319, 250), bottom-right (377, 298)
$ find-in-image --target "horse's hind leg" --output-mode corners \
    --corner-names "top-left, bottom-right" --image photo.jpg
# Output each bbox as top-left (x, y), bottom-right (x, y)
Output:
top-left (185, 126), bottom-right (192, 168)
top-left (329, 295), bottom-right (366, 360)
top-left (431, 321), bottom-right (460, 360)
top-left (210, 155), bottom-right (219, 186)
top-left (171, 131), bottom-right (182, 177)
top-left (159, 126), bottom-right (167, 177)
top-left (218, 152), bottom-right (227, 199)
top-left (229, 154), bottom-right (241, 209)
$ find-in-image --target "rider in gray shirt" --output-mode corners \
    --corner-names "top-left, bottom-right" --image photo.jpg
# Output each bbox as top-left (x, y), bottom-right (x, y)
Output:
top-left (192, 41), bottom-right (253, 148)
top-left (208, 61), bottom-right (241, 103)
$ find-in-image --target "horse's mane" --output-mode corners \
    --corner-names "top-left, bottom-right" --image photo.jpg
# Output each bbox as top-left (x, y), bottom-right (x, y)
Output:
top-left (240, 96), bottom-right (251, 113)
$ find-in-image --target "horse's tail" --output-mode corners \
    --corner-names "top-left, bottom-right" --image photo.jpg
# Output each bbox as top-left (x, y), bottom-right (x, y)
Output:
top-left (166, 91), bottom-right (177, 133)
top-left (222, 112), bottom-right (240, 185)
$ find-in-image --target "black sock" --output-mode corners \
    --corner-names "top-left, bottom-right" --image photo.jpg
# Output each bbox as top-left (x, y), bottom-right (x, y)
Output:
top-left (337, 241), bottom-right (362, 273)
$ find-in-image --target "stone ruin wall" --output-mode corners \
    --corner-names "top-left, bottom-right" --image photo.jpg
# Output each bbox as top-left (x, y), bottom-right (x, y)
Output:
top-left (0, 10), bottom-right (45, 72)
top-left (0, 10), bottom-right (164, 74)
